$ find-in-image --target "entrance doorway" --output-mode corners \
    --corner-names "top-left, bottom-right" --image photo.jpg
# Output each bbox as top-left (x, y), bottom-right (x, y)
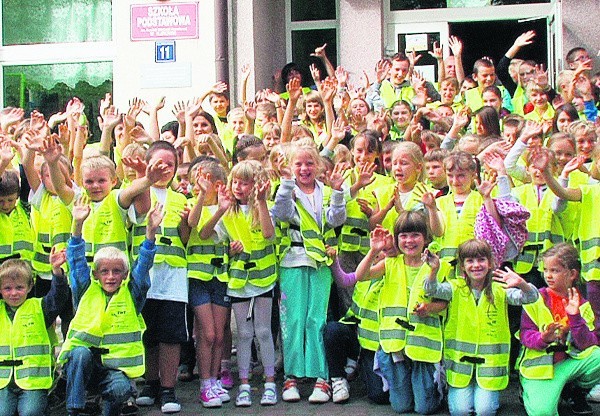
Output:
top-left (449, 19), bottom-right (547, 77)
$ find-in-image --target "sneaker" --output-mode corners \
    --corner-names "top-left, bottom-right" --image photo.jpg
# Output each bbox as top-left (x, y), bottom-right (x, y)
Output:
top-left (569, 387), bottom-right (593, 416)
top-left (236, 384), bottom-right (252, 407)
top-left (136, 382), bottom-right (160, 406)
top-left (121, 397), bottom-right (139, 415)
top-left (212, 379), bottom-right (231, 403)
top-left (160, 389), bottom-right (181, 414)
top-left (260, 382), bottom-right (278, 406)
top-left (282, 378), bottom-right (300, 402)
top-left (331, 377), bottom-right (350, 404)
top-left (587, 383), bottom-right (600, 403)
top-left (308, 378), bottom-right (332, 404)
top-left (344, 359), bottom-right (358, 382)
top-left (200, 386), bottom-right (222, 408)
top-left (220, 367), bottom-right (234, 389)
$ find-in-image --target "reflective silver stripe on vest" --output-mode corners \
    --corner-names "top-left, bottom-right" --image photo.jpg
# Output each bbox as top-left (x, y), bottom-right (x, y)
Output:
top-left (70, 330), bottom-right (102, 346)
top-left (521, 354), bottom-right (554, 368)
top-left (188, 263), bottom-right (225, 274)
top-left (410, 314), bottom-right (440, 327)
top-left (478, 344), bottom-right (509, 355)
top-left (103, 331), bottom-right (142, 345)
top-left (187, 245), bottom-right (226, 255)
top-left (230, 264), bottom-right (277, 281)
top-left (359, 308), bottom-right (378, 322)
top-left (582, 260), bottom-right (600, 273)
top-left (103, 355), bottom-right (144, 368)
top-left (438, 247), bottom-right (457, 259)
top-left (33, 252), bottom-right (50, 263)
top-left (38, 233), bottom-right (51, 244)
top-left (0, 369), bottom-right (12, 377)
top-left (358, 326), bottom-right (379, 341)
top-left (517, 252), bottom-right (535, 264)
top-left (340, 235), bottom-right (367, 247)
top-left (154, 245), bottom-right (186, 258)
top-left (14, 345), bottom-right (51, 357)
top-left (381, 306), bottom-right (407, 317)
top-left (407, 335), bottom-right (442, 351)
top-left (161, 227), bottom-right (180, 237)
top-left (13, 241), bottom-right (33, 251)
top-left (53, 233), bottom-right (71, 245)
top-left (444, 358), bottom-right (472, 376)
top-left (445, 339), bottom-right (477, 354)
top-left (0, 245), bottom-right (11, 255)
top-left (235, 245), bottom-right (275, 261)
top-left (477, 366), bottom-right (507, 377)
top-left (302, 230), bottom-right (323, 240)
top-left (15, 366), bottom-right (52, 378)
top-left (86, 242), bottom-right (127, 253)
top-left (379, 329), bottom-right (406, 340)
top-left (0, 345), bottom-right (10, 355)
top-left (580, 238), bottom-right (600, 251)
top-left (345, 217), bottom-right (369, 230)
top-left (305, 245), bottom-right (327, 259)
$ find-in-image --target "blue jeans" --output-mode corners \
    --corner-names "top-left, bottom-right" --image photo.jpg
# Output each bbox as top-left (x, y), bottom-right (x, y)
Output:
top-left (447, 379), bottom-right (500, 416)
top-left (376, 350), bottom-right (442, 414)
top-left (0, 383), bottom-right (47, 416)
top-left (359, 349), bottom-right (389, 404)
top-left (64, 346), bottom-right (135, 416)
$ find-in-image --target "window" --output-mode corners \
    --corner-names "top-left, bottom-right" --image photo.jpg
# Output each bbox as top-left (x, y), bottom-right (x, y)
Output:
top-left (391, 0), bottom-right (549, 10)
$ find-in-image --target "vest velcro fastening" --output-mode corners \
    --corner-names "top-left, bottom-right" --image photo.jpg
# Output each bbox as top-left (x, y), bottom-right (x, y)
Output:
top-left (395, 318), bottom-right (415, 331)
top-left (0, 359), bottom-right (23, 366)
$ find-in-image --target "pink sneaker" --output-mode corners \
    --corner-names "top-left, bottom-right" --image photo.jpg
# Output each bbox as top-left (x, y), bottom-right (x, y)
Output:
top-left (220, 368), bottom-right (234, 389)
top-left (200, 386), bottom-right (222, 408)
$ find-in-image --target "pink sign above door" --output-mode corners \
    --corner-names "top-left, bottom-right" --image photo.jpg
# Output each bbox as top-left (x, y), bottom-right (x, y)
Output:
top-left (131, 3), bottom-right (199, 41)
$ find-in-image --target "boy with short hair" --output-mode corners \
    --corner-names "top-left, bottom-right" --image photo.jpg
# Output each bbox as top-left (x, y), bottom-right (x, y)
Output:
top-left (424, 149), bottom-right (449, 197)
top-left (59, 198), bottom-right (163, 416)
top-left (0, 170), bottom-right (34, 264)
top-left (0, 253), bottom-right (69, 416)
top-left (464, 58), bottom-right (513, 113)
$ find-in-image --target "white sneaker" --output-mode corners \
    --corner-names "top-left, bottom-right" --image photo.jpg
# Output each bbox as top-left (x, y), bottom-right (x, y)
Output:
top-left (331, 377), bottom-right (350, 403)
top-left (587, 383), bottom-right (600, 403)
top-left (235, 384), bottom-right (252, 407)
top-left (212, 379), bottom-right (231, 403)
top-left (308, 378), bottom-right (331, 404)
top-left (260, 382), bottom-right (278, 406)
top-left (282, 378), bottom-right (300, 402)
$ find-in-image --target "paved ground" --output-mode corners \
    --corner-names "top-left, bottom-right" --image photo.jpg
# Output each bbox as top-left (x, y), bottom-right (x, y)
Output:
top-left (49, 369), bottom-right (600, 415)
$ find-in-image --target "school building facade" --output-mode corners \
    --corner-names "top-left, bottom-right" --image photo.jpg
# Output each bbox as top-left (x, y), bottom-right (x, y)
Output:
top-left (0, 0), bottom-right (596, 132)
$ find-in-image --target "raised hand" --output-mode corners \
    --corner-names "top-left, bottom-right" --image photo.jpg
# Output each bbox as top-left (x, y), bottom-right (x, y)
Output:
top-left (72, 195), bottom-right (91, 223)
top-left (475, 176), bottom-right (497, 199)
top-left (40, 135), bottom-right (63, 164)
top-left (49, 246), bottom-right (67, 275)
top-left (370, 225), bottom-right (391, 253)
top-left (492, 266), bottom-right (528, 289)
top-left (335, 66), bottom-right (349, 86)
top-left (145, 158), bottom-right (170, 184)
top-left (330, 117), bottom-right (347, 146)
top-left (255, 179), bottom-right (271, 201)
top-left (121, 156), bottom-right (147, 178)
top-left (286, 77), bottom-right (302, 102)
top-left (448, 36), bottom-right (463, 57)
top-left (563, 287), bottom-right (581, 316)
top-left (146, 202), bottom-right (165, 239)
top-left (244, 101), bottom-right (257, 121)
top-left (513, 30), bottom-right (536, 48)
top-left (421, 248), bottom-right (440, 272)
top-left (406, 48), bottom-right (422, 68)
top-left (217, 183), bottom-right (235, 211)
top-left (356, 198), bottom-right (373, 217)
top-left (310, 43), bottom-right (328, 59)
top-left (211, 82), bottom-right (228, 94)
top-left (230, 240), bottom-right (244, 256)
top-left (355, 162), bottom-right (376, 188)
top-left (375, 59), bottom-right (391, 84)
top-left (128, 97), bottom-right (145, 120)
top-left (540, 321), bottom-right (564, 344)
top-left (129, 126), bottom-right (153, 144)
top-left (185, 98), bottom-right (203, 119)
top-left (241, 63), bottom-right (251, 82)
top-left (0, 140), bottom-right (15, 164)
top-left (330, 162), bottom-right (349, 191)
top-left (320, 77), bottom-right (337, 103)
top-left (429, 41), bottom-right (443, 61)
top-left (483, 151), bottom-right (506, 176)
top-left (561, 154), bottom-right (586, 177)
top-left (172, 101), bottom-right (187, 125)
top-left (309, 63), bottom-right (321, 84)
top-left (529, 147), bottom-right (553, 173)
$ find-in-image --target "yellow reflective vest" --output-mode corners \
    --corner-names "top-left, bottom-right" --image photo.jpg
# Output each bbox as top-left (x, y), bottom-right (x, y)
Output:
top-left (378, 256), bottom-right (450, 363)
top-left (443, 281), bottom-right (510, 390)
top-left (375, 182), bottom-right (430, 233)
top-left (0, 202), bottom-right (34, 263)
top-left (353, 278), bottom-right (384, 351)
top-left (59, 279), bottom-right (146, 378)
top-left (512, 184), bottom-right (564, 274)
top-left (0, 298), bottom-right (53, 390)
top-left (222, 209), bottom-right (277, 290)
top-left (187, 204), bottom-right (228, 282)
top-left (577, 185), bottom-right (600, 281)
top-left (518, 295), bottom-right (596, 380)
top-left (132, 189), bottom-right (187, 268)
top-left (379, 81), bottom-right (415, 109)
top-left (340, 172), bottom-right (394, 255)
top-left (82, 190), bottom-right (128, 262)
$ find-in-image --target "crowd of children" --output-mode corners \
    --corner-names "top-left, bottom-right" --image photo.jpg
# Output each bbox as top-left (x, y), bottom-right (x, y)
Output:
top-left (0, 31), bottom-right (600, 416)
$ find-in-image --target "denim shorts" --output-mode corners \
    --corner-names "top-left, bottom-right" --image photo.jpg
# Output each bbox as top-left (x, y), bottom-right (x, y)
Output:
top-left (188, 278), bottom-right (231, 308)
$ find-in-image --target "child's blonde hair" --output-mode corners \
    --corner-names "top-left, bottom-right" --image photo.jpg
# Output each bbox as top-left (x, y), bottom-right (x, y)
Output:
top-left (0, 259), bottom-right (33, 288)
top-left (392, 141), bottom-right (425, 181)
top-left (227, 107), bottom-right (245, 122)
top-left (81, 155), bottom-right (116, 177)
top-left (93, 247), bottom-right (130, 276)
top-left (228, 160), bottom-right (268, 227)
top-left (569, 120), bottom-right (597, 141)
top-left (525, 81), bottom-right (546, 98)
top-left (333, 144), bottom-right (352, 165)
top-left (122, 143), bottom-right (147, 160)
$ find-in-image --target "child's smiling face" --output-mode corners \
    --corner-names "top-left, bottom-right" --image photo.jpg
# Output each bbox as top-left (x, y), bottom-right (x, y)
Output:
top-left (0, 275), bottom-right (31, 308)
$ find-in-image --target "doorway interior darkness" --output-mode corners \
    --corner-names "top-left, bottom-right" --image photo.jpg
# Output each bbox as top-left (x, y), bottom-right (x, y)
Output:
top-left (449, 18), bottom-right (547, 76)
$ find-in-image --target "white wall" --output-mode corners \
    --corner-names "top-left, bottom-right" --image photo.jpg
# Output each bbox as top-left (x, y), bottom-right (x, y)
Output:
top-left (112, 0), bottom-right (217, 128)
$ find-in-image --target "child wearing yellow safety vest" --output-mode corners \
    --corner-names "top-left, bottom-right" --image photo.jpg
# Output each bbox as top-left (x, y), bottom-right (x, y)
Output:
top-left (355, 211), bottom-right (450, 414)
top-left (200, 160), bottom-right (278, 407)
top-left (0, 171), bottom-right (34, 266)
top-left (0, 256), bottom-right (68, 416)
top-left (425, 239), bottom-right (539, 416)
top-left (185, 158), bottom-right (232, 408)
top-left (59, 198), bottom-right (160, 416)
top-left (132, 141), bottom-right (190, 414)
top-left (518, 244), bottom-right (600, 416)
top-left (272, 143), bottom-right (346, 404)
